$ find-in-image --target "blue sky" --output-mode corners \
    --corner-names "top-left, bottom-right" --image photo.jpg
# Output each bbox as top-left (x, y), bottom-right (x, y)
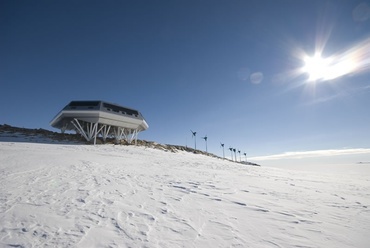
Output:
top-left (1, 0), bottom-right (370, 165)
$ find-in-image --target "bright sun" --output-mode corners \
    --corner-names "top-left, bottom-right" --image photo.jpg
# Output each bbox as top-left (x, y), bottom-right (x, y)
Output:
top-left (302, 53), bottom-right (356, 82)
top-left (302, 54), bottom-right (332, 81)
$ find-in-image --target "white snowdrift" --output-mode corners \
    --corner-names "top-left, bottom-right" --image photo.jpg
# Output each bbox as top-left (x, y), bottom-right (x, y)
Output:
top-left (0, 142), bottom-right (369, 247)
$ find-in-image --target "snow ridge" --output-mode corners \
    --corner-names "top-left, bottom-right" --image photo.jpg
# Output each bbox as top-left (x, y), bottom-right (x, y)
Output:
top-left (0, 124), bottom-right (259, 166)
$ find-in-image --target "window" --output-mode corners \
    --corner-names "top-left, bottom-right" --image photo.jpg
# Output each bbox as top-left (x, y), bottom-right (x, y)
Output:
top-left (69, 101), bottom-right (100, 107)
top-left (103, 103), bottom-right (139, 116)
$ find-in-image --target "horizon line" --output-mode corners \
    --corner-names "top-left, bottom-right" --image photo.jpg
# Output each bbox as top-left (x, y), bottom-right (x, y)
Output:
top-left (249, 148), bottom-right (370, 161)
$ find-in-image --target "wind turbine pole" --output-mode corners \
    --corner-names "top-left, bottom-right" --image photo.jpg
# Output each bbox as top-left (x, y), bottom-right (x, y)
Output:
top-left (202, 135), bottom-right (208, 153)
top-left (221, 143), bottom-right (225, 159)
top-left (191, 130), bottom-right (197, 150)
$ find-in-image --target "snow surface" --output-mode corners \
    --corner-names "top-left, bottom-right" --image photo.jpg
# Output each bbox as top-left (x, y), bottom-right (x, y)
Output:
top-left (1, 141), bottom-right (370, 248)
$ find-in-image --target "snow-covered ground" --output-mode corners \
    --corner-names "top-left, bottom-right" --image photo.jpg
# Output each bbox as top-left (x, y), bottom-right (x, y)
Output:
top-left (1, 141), bottom-right (369, 248)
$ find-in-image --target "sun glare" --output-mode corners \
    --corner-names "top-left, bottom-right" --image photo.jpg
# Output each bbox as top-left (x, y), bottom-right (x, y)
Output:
top-left (297, 37), bottom-right (370, 83)
top-left (302, 54), bottom-right (332, 81)
top-left (301, 53), bottom-right (358, 82)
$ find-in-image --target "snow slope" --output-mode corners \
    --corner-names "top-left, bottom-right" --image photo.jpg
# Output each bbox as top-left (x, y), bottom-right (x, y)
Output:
top-left (1, 142), bottom-right (369, 247)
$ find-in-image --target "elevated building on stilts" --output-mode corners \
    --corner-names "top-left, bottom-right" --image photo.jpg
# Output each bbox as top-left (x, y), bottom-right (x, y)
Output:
top-left (50, 100), bottom-right (149, 144)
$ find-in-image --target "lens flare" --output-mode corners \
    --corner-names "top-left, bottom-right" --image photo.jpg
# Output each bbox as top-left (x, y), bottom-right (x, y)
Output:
top-left (300, 37), bottom-right (370, 82)
top-left (301, 53), bottom-right (357, 82)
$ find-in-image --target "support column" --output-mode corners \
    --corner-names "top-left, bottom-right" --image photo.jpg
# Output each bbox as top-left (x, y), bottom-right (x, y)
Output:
top-left (97, 124), bottom-right (111, 143)
top-left (113, 127), bottom-right (125, 144)
top-left (69, 119), bottom-right (142, 145)
top-left (71, 119), bottom-right (98, 144)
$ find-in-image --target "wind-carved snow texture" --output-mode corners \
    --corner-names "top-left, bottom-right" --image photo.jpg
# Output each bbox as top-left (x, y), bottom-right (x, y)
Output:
top-left (0, 142), bottom-right (370, 247)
